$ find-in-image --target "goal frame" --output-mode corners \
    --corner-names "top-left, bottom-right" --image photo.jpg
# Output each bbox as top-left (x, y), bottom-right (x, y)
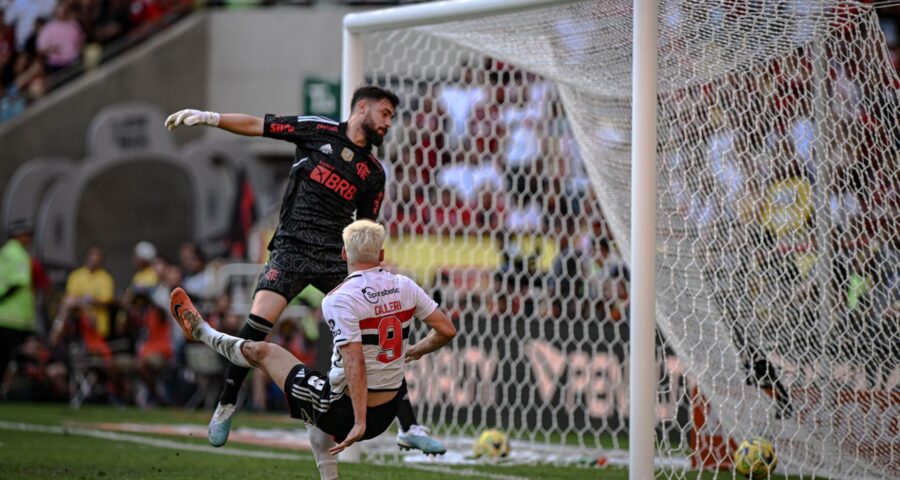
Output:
top-left (342, 1), bottom-right (659, 478)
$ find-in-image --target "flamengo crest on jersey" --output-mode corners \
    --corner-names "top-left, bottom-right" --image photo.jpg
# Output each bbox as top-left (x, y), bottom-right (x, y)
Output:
top-left (323, 267), bottom-right (437, 396)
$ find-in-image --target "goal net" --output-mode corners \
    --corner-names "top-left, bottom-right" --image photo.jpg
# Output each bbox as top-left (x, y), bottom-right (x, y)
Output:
top-left (355, 1), bottom-right (899, 477)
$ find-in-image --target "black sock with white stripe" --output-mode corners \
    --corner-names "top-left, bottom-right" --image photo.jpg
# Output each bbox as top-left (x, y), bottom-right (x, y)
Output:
top-left (218, 314), bottom-right (273, 405)
top-left (395, 394), bottom-right (418, 432)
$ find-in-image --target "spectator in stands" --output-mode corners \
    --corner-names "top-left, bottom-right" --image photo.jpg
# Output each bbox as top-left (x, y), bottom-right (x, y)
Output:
top-left (3, 0), bottom-right (56, 53)
top-left (11, 16), bottom-right (47, 101)
top-left (179, 241), bottom-right (215, 302)
top-left (30, 246), bottom-right (52, 338)
top-left (437, 150), bottom-right (502, 204)
top-left (205, 293), bottom-right (241, 335)
top-left (152, 261), bottom-right (186, 354)
top-left (846, 250), bottom-right (874, 313)
top-left (64, 246), bottom-right (115, 338)
top-left (130, 0), bottom-right (164, 26)
top-left (131, 241), bottom-right (158, 290)
top-left (410, 86), bottom-right (445, 168)
top-left (130, 290), bottom-right (172, 407)
top-left (37, 1), bottom-right (84, 73)
top-left (0, 220), bottom-right (36, 381)
top-left (874, 234), bottom-right (900, 312)
top-left (505, 198), bottom-right (543, 233)
top-left (0, 15), bottom-right (15, 88)
top-left (472, 186), bottom-right (505, 231)
top-left (430, 188), bottom-right (472, 234)
top-left (84, 0), bottom-right (131, 45)
top-left (390, 183), bottom-right (430, 235)
top-left (504, 81), bottom-right (548, 204)
top-left (589, 237), bottom-right (625, 300)
top-left (439, 61), bottom-right (486, 148)
top-left (0, 334), bottom-right (68, 401)
top-left (49, 296), bottom-right (119, 401)
top-left (548, 233), bottom-right (588, 302)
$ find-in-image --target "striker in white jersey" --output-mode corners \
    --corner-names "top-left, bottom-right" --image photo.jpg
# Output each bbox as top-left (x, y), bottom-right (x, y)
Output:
top-left (323, 266), bottom-right (438, 396)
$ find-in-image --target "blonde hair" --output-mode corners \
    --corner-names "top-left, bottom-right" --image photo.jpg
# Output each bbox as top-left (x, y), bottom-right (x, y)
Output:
top-left (342, 219), bottom-right (386, 264)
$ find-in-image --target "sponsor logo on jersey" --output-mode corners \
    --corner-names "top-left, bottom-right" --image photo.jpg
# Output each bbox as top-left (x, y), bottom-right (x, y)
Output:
top-left (356, 162), bottom-right (371, 180)
top-left (362, 286), bottom-right (400, 304)
top-left (319, 144), bottom-right (333, 155)
top-left (309, 163), bottom-right (357, 201)
top-left (270, 123), bottom-right (294, 133)
top-left (316, 123), bottom-right (339, 132)
top-left (341, 147), bottom-right (354, 162)
top-left (327, 319), bottom-right (341, 337)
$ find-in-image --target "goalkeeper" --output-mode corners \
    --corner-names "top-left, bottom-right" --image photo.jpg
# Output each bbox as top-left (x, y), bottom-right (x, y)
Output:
top-left (165, 86), bottom-right (447, 455)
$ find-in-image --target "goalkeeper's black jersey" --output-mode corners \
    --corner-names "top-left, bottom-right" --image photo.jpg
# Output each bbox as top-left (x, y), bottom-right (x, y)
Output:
top-left (262, 114), bottom-right (386, 273)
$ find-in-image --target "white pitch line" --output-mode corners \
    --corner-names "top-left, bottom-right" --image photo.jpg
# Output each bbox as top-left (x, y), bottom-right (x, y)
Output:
top-left (0, 421), bottom-right (306, 461)
top-left (0, 421), bottom-right (527, 479)
top-left (400, 463), bottom-right (529, 480)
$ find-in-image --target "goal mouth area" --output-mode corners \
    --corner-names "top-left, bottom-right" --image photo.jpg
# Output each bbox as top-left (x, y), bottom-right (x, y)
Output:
top-left (342, 1), bottom-right (900, 479)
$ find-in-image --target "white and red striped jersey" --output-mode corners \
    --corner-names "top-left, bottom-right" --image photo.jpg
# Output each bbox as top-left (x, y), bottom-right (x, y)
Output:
top-left (323, 266), bottom-right (437, 395)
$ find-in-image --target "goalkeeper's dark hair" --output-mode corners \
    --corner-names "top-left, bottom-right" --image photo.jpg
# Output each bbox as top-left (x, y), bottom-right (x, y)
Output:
top-left (351, 86), bottom-right (400, 111)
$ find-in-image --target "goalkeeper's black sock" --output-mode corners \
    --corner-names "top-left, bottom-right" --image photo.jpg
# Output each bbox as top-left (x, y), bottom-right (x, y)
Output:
top-left (395, 394), bottom-right (418, 432)
top-left (218, 314), bottom-right (273, 405)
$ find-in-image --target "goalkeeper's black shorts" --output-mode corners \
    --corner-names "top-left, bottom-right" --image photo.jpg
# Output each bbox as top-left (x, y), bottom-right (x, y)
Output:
top-left (283, 363), bottom-right (404, 442)
top-left (255, 251), bottom-right (346, 302)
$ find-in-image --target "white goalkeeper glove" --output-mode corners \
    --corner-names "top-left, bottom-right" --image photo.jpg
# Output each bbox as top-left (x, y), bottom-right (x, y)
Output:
top-left (165, 109), bottom-right (220, 130)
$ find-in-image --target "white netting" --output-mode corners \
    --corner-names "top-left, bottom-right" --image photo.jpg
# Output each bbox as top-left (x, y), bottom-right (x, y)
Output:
top-left (359, 1), bottom-right (899, 478)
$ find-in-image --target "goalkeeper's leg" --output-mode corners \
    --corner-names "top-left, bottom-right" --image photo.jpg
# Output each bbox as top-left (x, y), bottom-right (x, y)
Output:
top-left (211, 290), bottom-right (288, 446)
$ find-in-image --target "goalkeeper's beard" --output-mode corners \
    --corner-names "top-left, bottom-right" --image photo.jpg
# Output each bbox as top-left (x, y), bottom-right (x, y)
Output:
top-left (362, 119), bottom-right (385, 147)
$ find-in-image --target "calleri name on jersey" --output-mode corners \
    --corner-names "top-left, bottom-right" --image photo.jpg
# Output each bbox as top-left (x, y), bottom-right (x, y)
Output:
top-left (262, 115), bottom-right (386, 269)
top-left (323, 267), bottom-right (437, 395)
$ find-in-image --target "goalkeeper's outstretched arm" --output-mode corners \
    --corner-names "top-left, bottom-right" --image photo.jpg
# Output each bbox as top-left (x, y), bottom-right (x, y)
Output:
top-left (165, 109), bottom-right (264, 136)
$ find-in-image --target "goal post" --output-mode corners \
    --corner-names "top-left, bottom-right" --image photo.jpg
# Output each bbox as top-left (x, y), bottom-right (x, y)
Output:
top-left (629, 1), bottom-right (657, 479)
top-left (342, 1), bottom-right (900, 478)
top-left (342, 0), bottom-right (582, 118)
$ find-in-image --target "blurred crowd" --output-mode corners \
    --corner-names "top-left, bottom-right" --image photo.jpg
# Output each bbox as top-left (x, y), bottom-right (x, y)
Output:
top-left (0, 0), bottom-right (435, 123)
top-left (377, 3), bottom-right (899, 389)
top-left (1, 0), bottom-right (896, 125)
top-left (662, 3), bottom-right (900, 391)
top-left (378, 59), bottom-right (632, 330)
top-left (0, 224), bottom-right (322, 410)
top-left (0, 0), bottom-right (191, 122)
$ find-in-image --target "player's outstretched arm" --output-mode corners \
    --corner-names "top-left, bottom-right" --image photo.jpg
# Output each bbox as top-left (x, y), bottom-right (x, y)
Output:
top-left (330, 341), bottom-right (367, 455)
top-left (405, 309), bottom-right (456, 363)
top-left (165, 109), bottom-right (264, 136)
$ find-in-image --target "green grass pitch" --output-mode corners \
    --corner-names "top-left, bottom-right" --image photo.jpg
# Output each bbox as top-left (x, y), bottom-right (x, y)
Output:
top-left (0, 403), bottom-right (812, 479)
